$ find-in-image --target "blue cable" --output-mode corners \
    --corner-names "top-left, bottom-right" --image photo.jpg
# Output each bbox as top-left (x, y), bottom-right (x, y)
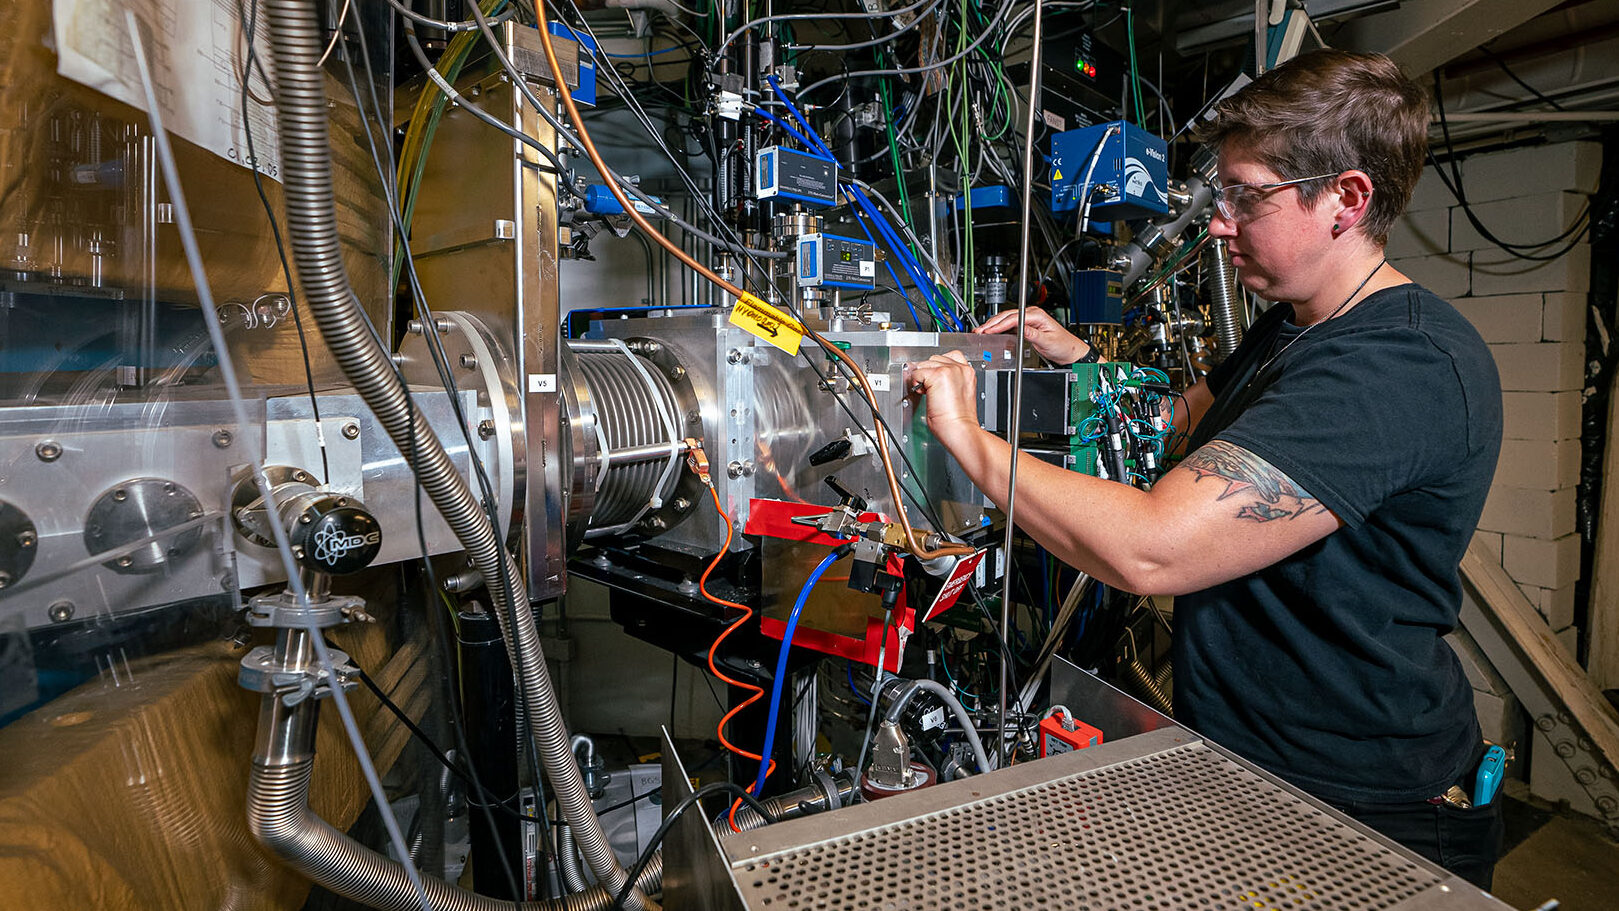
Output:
top-left (846, 660), bottom-right (872, 707)
top-left (752, 545), bottom-right (850, 797)
top-left (847, 203), bottom-right (925, 327)
top-left (766, 76), bottom-right (835, 159)
top-left (769, 77), bottom-right (962, 330)
top-left (752, 108), bottom-right (835, 162)
top-left (847, 186), bottom-right (956, 328)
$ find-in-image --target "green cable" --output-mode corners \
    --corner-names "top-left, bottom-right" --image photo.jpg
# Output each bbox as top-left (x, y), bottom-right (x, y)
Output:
top-left (878, 75), bottom-right (954, 329)
top-left (959, 0), bottom-right (974, 313)
top-left (1125, 3), bottom-right (1146, 127)
top-left (393, 0), bottom-right (507, 292)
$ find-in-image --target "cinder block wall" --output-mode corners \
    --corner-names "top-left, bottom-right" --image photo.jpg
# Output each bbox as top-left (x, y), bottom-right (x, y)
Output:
top-left (1388, 141), bottom-right (1600, 660)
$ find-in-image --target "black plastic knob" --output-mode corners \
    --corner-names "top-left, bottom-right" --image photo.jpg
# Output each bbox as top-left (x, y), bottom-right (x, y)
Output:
top-left (290, 499), bottom-right (383, 575)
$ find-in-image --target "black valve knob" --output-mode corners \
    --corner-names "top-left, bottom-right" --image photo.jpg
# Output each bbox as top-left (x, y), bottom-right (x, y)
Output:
top-left (823, 475), bottom-right (867, 512)
top-left (289, 497), bottom-right (383, 575)
top-left (808, 438), bottom-right (852, 466)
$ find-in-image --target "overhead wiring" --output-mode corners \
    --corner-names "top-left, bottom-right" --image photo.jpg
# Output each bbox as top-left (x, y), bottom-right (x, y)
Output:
top-left (796, 0), bottom-right (1016, 99)
top-left (1431, 73), bottom-right (1593, 261)
top-left (710, 0), bottom-right (939, 65)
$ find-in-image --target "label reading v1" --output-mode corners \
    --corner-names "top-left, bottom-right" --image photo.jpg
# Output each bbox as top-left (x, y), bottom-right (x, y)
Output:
top-left (729, 293), bottom-right (804, 356)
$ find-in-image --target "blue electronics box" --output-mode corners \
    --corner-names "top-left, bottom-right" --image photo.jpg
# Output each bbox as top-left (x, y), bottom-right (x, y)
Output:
top-left (757, 146), bottom-right (839, 206)
top-left (1050, 120), bottom-right (1168, 221)
top-left (546, 21), bottom-right (597, 107)
top-left (797, 233), bottom-right (876, 289)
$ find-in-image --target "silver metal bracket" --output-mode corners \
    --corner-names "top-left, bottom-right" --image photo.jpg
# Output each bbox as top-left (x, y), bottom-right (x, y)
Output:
top-left (245, 590), bottom-right (372, 629)
top-left (238, 645), bottom-right (358, 705)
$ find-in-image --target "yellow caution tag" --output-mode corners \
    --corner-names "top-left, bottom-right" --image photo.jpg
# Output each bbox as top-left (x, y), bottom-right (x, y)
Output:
top-left (729, 293), bottom-right (804, 356)
top-left (1053, 169), bottom-right (1064, 181)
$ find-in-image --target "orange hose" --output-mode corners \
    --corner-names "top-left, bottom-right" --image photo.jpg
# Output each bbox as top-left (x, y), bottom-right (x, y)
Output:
top-left (694, 484), bottom-right (775, 832)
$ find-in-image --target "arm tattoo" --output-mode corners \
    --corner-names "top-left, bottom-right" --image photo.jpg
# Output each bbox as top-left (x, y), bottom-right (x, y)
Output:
top-left (1180, 441), bottom-right (1330, 523)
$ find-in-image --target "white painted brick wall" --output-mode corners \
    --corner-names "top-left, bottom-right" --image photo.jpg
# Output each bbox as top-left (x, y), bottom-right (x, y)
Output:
top-left (1478, 485), bottom-right (1577, 540)
top-left (1389, 143), bottom-right (1594, 762)
top-left (1384, 207), bottom-right (1449, 259)
top-left (1472, 243), bottom-right (1591, 297)
top-left (1450, 293), bottom-right (1543, 343)
top-left (1541, 292), bottom-right (1586, 342)
top-left (1488, 341), bottom-right (1584, 392)
top-left (1503, 533), bottom-right (1582, 591)
top-left (1502, 391), bottom-right (1581, 442)
top-left (1495, 438), bottom-right (1581, 491)
top-left (1388, 250), bottom-right (1470, 298)
top-left (1459, 141), bottom-right (1603, 200)
top-left (1449, 192), bottom-right (1588, 253)
top-left (1472, 530), bottom-right (1505, 564)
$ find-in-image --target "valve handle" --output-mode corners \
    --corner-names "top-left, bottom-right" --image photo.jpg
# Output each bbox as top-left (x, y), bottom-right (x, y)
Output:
top-left (289, 497), bottom-right (383, 575)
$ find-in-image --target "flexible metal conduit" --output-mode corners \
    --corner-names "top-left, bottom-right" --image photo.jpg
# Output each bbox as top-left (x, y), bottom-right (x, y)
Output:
top-left (1204, 238), bottom-right (1244, 363)
top-left (259, 1), bottom-right (646, 906)
top-left (246, 645), bottom-right (660, 911)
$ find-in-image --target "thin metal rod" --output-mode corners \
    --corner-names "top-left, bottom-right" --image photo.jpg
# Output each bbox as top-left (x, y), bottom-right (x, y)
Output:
top-left (998, 0), bottom-right (1045, 769)
top-left (605, 440), bottom-right (691, 466)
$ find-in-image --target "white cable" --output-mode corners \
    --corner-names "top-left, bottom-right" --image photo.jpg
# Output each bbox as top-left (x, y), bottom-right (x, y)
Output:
top-left (315, 0), bottom-right (353, 68)
top-left (125, 14), bottom-right (432, 910)
top-left (1076, 124), bottom-right (1120, 238)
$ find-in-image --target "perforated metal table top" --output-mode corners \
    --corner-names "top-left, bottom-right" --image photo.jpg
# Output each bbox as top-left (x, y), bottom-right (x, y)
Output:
top-left (717, 729), bottom-right (1505, 911)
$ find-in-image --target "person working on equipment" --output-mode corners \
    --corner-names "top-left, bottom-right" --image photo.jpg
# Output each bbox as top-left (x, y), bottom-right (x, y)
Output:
top-left (909, 49), bottom-right (1505, 887)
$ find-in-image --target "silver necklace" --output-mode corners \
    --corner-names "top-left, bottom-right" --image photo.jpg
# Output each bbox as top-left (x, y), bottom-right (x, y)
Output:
top-left (1253, 258), bottom-right (1387, 379)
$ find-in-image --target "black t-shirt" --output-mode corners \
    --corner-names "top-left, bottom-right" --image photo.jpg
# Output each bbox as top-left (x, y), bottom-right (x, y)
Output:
top-left (1175, 282), bottom-right (1502, 804)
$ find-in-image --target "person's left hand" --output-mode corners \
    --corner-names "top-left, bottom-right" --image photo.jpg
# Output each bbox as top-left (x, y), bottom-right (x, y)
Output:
top-left (908, 351), bottom-right (982, 446)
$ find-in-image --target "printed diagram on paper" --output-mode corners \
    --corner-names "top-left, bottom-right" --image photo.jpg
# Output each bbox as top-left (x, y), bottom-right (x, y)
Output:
top-left (53, 0), bottom-right (282, 178)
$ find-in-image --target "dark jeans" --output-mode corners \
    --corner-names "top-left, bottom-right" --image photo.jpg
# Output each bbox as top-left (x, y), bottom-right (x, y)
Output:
top-left (1327, 794), bottom-right (1505, 891)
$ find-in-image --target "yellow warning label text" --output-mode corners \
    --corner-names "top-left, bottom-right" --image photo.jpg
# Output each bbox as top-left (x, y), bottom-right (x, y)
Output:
top-left (729, 293), bottom-right (804, 356)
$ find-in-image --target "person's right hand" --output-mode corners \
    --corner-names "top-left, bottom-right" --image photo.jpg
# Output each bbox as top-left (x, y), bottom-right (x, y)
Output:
top-left (975, 307), bottom-right (1092, 365)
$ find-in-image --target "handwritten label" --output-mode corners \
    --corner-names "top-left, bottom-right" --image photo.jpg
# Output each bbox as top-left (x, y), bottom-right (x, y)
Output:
top-left (729, 293), bottom-right (804, 356)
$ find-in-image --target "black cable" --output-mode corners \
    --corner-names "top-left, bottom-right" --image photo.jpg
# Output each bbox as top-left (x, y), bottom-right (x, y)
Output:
top-left (340, 17), bottom-right (541, 894)
top-left (1430, 74), bottom-right (1593, 262)
top-left (237, 0), bottom-right (330, 486)
top-left (1477, 46), bottom-right (1565, 112)
top-left (355, 665), bottom-right (544, 822)
top-left (611, 782), bottom-right (778, 910)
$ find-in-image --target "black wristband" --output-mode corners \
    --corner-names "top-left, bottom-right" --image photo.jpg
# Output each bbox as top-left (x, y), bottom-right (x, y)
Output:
top-left (1074, 344), bottom-right (1101, 364)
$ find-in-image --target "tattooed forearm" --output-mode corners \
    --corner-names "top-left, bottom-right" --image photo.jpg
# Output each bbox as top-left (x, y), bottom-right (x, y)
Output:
top-left (1179, 441), bottom-right (1329, 523)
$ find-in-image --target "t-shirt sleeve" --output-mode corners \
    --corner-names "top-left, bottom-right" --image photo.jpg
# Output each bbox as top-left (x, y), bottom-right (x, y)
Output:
top-left (1209, 328), bottom-right (1469, 527)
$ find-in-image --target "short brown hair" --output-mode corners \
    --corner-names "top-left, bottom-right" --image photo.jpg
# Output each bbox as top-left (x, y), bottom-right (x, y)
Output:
top-left (1196, 49), bottom-right (1429, 244)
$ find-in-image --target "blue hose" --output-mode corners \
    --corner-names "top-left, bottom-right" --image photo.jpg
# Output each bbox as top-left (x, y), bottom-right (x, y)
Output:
top-left (752, 545), bottom-right (850, 797)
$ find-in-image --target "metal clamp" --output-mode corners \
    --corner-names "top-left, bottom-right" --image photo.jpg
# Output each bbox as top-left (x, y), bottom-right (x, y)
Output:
top-left (246, 590), bottom-right (372, 629)
top-left (238, 645), bottom-right (358, 705)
